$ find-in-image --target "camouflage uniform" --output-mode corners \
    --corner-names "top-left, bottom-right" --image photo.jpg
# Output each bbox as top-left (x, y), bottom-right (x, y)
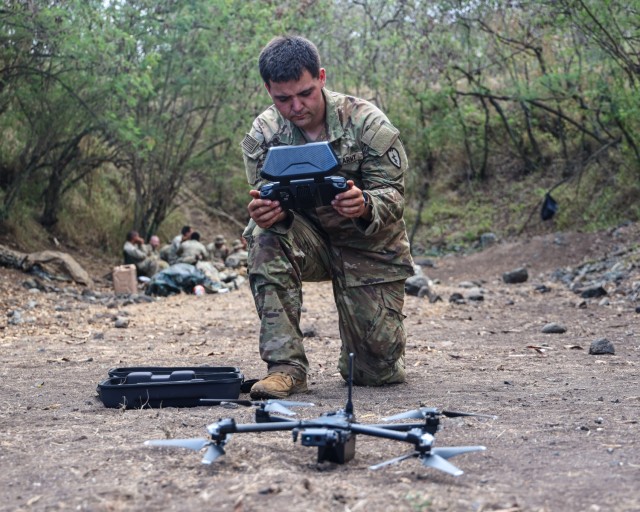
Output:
top-left (241, 88), bottom-right (414, 386)
top-left (123, 241), bottom-right (167, 277)
top-left (177, 239), bottom-right (209, 265)
top-left (206, 237), bottom-right (230, 263)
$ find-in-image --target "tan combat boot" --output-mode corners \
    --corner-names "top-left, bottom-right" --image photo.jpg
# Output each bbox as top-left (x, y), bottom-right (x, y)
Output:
top-left (250, 372), bottom-right (308, 399)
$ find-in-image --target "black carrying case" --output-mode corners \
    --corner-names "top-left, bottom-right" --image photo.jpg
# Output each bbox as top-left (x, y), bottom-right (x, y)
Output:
top-left (97, 366), bottom-right (244, 409)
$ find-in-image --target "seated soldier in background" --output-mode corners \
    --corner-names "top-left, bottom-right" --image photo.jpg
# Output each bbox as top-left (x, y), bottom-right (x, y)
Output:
top-left (123, 230), bottom-right (168, 277)
top-left (224, 239), bottom-right (248, 269)
top-left (172, 225), bottom-right (193, 250)
top-left (159, 226), bottom-right (192, 265)
top-left (206, 234), bottom-right (230, 265)
top-left (176, 231), bottom-right (208, 264)
top-left (147, 235), bottom-right (161, 256)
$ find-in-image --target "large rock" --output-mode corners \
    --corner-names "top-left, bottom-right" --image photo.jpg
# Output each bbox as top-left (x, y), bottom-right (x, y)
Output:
top-left (23, 250), bottom-right (94, 287)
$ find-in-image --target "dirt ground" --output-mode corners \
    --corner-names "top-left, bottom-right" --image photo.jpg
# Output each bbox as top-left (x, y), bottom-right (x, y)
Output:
top-left (0, 226), bottom-right (638, 512)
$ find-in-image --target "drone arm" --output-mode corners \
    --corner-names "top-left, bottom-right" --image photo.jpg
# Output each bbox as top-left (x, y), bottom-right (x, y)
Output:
top-left (349, 424), bottom-right (421, 443)
top-left (231, 420), bottom-right (302, 434)
top-left (366, 422), bottom-right (426, 432)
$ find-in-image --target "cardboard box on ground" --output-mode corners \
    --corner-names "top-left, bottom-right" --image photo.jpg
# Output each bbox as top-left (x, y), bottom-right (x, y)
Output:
top-left (113, 264), bottom-right (137, 294)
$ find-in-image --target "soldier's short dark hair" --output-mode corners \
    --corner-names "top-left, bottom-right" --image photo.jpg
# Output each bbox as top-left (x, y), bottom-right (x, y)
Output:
top-left (190, 231), bottom-right (201, 241)
top-left (181, 225), bottom-right (191, 235)
top-left (126, 230), bottom-right (138, 242)
top-left (259, 35), bottom-right (321, 85)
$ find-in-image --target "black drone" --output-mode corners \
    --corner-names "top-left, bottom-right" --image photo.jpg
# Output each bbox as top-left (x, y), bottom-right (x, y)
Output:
top-left (145, 355), bottom-right (495, 477)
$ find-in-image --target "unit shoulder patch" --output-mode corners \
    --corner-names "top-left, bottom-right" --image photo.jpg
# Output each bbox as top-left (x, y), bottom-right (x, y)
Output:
top-left (387, 148), bottom-right (401, 168)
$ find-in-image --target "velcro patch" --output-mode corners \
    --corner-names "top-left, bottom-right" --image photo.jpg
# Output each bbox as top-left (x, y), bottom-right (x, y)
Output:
top-left (361, 121), bottom-right (399, 155)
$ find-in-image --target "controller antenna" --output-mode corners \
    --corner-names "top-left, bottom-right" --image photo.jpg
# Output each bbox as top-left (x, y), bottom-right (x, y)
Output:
top-left (345, 353), bottom-right (354, 418)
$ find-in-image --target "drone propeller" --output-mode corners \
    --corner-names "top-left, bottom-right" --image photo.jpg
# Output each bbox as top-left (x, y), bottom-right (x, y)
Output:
top-left (382, 408), bottom-right (496, 422)
top-left (369, 445), bottom-right (486, 476)
top-left (200, 398), bottom-right (315, 416)
top-left (201, 443), bottom-right (226, 465)
top-left (144, 438), bottom-right (210, 451)
top-left (144, 437), bottom-right (228, 465)
top-left (369, 451), bottom-right (417, 470)
top-left (420, 453), bottom-right (464, 476)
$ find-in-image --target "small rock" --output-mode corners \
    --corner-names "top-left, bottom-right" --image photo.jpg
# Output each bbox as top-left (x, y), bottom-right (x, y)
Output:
top-left (503, 267), bottom-right (528, 284)
top-left (579, 285), bottom-right (607, 299)
top-left (412, 256), bottom-right (435, 268)
top-left (449, 293), bottom-right (465, 304)
top-left (405, 275), bottom-right (431, 296)
top-left (114, 317), bottom-right (129, 328)
top-left (589, 338), bottom-right (615, 355)
top-left (302, 326), bottom-right (317, 338)
top-left (480, 232), bottom-right (498, 248)
top-left (418, 286), bottom-right (442, 303)
top-left (467, 289), bottom-right (484, 301)
top-left (541, 322), bottom-right (567, 334)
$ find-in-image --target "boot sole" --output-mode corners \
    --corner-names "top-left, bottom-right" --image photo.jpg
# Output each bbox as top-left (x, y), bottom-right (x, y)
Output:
top-left (249, 385), bottom-right (309, 400)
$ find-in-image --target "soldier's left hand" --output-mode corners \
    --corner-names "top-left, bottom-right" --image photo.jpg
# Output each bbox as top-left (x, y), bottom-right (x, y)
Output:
top-left (332, 180), bottom-right (370, 219)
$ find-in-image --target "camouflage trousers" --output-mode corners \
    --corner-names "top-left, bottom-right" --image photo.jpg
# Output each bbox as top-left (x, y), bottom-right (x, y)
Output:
top-left (244, 215), bottom-right (407, 386)
top-left (137, 257), bottom-right (168, 278)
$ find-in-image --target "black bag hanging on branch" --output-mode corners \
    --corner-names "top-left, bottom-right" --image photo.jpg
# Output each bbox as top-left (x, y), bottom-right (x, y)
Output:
top-left (541, 192), bottom-right (558, 221)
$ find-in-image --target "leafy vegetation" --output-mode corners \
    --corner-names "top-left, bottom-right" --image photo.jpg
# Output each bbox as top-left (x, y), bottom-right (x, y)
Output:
top-left (0, 0), bottom-right (638, 256)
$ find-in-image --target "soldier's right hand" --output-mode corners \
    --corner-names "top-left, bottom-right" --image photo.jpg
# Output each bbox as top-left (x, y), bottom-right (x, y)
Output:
top-left (248, 189), bottom-right (286, 229)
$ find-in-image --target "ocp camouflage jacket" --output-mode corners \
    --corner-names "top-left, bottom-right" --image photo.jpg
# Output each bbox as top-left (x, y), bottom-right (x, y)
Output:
top-left (241, 88), bottom-right (414, 287)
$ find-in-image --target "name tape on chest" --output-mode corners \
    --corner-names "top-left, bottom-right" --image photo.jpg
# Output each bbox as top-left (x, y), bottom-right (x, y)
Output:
top-left (342, 152), bottom-right (364, 165)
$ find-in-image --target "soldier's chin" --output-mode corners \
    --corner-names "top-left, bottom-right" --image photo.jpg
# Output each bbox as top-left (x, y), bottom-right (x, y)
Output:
top-left (290, 115), bottom-right (309, 126)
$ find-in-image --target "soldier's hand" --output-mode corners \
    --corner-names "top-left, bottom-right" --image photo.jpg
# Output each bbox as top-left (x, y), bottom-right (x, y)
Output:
top-left (332, 180), bottom-right (371, 220)
top-left (248, 189), bottom-right (287, 229)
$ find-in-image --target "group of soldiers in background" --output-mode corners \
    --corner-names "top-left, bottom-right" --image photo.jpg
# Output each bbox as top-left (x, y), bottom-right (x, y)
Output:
top-left (123, 225), bottom-right (248, 281)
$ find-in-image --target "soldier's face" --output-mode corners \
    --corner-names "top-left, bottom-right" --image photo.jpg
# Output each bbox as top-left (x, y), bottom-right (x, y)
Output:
top-left (266, 68), bottom-right (326, 132)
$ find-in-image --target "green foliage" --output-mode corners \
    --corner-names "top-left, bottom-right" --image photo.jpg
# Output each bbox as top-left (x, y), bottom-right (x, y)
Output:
top-left (1, 0), bottom-right (639, 257)
top-left (404, 491), bottom-right (432, 511)
top-left (55, 167), bottom-right (134, 253)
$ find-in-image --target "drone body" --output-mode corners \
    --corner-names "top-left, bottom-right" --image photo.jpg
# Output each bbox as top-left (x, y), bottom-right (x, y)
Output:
top-left (145, 355), bottom-right (495, 476)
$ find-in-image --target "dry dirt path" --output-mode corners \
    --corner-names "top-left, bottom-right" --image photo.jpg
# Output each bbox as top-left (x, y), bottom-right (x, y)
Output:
top-left (0, 228), bottom-right (638, 512)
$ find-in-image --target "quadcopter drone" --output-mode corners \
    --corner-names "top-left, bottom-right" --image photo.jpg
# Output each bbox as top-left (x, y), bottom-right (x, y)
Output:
top-left (145, 355), bottom-right (495, 476)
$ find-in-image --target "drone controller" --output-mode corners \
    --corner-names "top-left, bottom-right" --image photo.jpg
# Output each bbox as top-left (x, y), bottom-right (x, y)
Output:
top-left (259, 142), bottom-right (347, 209)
